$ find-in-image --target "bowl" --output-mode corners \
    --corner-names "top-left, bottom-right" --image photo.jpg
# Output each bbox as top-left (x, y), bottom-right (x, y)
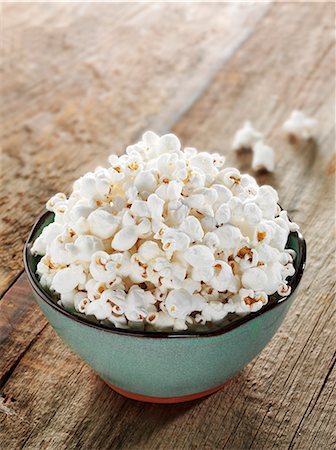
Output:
top-left (24, 211), bottom-right (306, 403)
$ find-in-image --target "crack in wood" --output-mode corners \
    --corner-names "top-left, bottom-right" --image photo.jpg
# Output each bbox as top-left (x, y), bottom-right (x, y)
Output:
top-left (287, 352), bottom-right (336, 450)
top-left (0, 269), bottom-right (24, 302)
top-left (0, 322), bottom-right (48, 390)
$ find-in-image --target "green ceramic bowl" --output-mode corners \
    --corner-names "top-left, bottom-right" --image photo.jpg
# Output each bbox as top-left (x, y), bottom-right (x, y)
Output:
top-left (24, 211), bottom-right (306, 403)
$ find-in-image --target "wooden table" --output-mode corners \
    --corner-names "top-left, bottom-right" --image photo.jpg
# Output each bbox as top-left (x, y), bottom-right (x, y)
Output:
top-left (1, 3), bottom-right (335, 449)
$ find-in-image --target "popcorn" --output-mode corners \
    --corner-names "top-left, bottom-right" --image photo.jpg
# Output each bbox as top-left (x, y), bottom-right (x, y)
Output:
top-left (147, 193), bottom-right (164, 222)
top-left (89, 251), bottom-right (119, 283)
top-left (153, 258), bottom-right (187, 289)
top-left (88, 209), bottom-right (119, 239)
top-left (156, 180), bottom-right (183, 201)
top-left (191, 266), bottom-right (214, 283)
top-left (232, 121), bottom-right (263, 151)
top-left (156, 227), bottom-right (190, 257)
top-left (46, 193), bottom-right (67, 212)
top-left (31, 222), bottom-right (64, 256)
top-left (33, 131), bottom-right (298, 331)
top-left (124, 286), bottom-right (156, 321)
top-left (252, 141), bottom-right (275, 173)
top-left (255, 185), bottom-right (279, 219)
top-left (111, 226), bottom-right (138, 251)
top-left (283, 110), bottom-right (318, 140)
top-left (232, 288), bottom-right (268, 314)
top-left (147, 311), bottom-right (175, 330)
top-left (158, 133), bottom-right (181, 154)
top-left (277, 282), bottom-right (291, 297)
top-left (51, 264), bottom-right (86, 294)
top-left (85, 297), bottom-right (113, 320)
top-left (215, 203), bottom-right (231, 226)
top-left (165, 289), bottom-right (204, 320)
top-left (203, 231), bottom-right (220, 250)
top-left (243, 202), bottom-right (263, 225)
top-left (209, 261), bottom-right (237, 292)
top-left (36, 256), bottom-right (61, 288)
top-left (201, 300), bottom-right (235, 322)
top-left (184, 245), bottom-right (215, 268)
top-left (179, 216), bottom-right (204, 242)
top-left (65, 235), bottom-right (104, 262)
top-left (242, 267), bottom-right (269, 292)
top-left (134, 171), bottom-right (157, 194)
top-left (166, 200), bottom-right (189, 226)
top-left (216, 224), bottom-right (242, 250)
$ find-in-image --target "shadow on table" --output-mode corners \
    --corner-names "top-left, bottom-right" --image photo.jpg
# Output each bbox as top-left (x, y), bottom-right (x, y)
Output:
top-left (96, 375), bottom-right (240, 449)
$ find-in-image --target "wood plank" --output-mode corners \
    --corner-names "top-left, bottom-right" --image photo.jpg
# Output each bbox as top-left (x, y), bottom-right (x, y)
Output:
top-left (0, 274), bottom-right (47, 386)
top-left (0, 1), bottom-right (269, 297)
top-left (0, 2), bottom-right (335, 450)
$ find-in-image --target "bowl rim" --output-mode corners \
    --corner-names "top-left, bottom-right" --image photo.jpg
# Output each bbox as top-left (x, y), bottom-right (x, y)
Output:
top-left (24, 210), bottom-right (306, 339)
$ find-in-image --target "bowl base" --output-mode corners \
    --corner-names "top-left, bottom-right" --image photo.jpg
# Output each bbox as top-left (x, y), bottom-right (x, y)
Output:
top-left (105, 381), bottom-right (227, 404)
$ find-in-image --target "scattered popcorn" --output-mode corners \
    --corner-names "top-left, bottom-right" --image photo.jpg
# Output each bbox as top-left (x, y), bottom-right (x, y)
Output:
top-left (283, 110), bottom-right (318, 140)
top-left (232, 121), bottom-right (263, 151)
top-left (31, 131), bottom-right (299, 331)
top-left (252, 141), bottom-right (275, 173)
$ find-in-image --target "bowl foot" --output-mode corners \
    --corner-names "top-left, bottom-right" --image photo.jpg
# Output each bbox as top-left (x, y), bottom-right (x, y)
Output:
top-left (104, 381), bottom-right (227, 404)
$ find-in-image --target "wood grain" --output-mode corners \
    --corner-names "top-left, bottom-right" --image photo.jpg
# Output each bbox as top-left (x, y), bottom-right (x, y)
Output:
top-left (0, 2), bottom-right (335, 450)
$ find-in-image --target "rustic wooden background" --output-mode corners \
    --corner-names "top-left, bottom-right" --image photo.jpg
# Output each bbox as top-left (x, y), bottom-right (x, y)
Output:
top-left (1, 2), bottom-right (335, 449)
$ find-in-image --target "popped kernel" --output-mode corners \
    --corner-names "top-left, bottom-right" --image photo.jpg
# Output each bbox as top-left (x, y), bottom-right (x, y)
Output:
top-left (283, 110), bottom-right (318, 140)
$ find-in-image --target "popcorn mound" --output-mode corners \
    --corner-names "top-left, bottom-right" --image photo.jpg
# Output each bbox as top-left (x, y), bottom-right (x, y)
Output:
top-left (31, 131), bottom-right (299, 332)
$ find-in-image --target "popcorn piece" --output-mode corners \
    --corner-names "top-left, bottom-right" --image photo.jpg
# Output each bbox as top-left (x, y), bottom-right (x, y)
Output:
top-left (158, 227), bottom-right (191, 256)
top-left (89, 251), bottom-right (118, 283)
top-left (51, 264), bottom-right (86, 294)
top-left (201, 301), bottom-right (235, 322)
top-left (203, 232), bottom-right (220, 251)
top-left (147, 311), bottom-right (175, 330)
top-left (184, 245), bottom-right (215, 268)
top-left (32, 131), bottom-right (299, 332)
top-left (85, 297), bottom-right (113, 320)
top-left (158, 133), bottom-right (181, 154)
top-left (216, 224), bottom-right (242, 250)
top-left (232, 288), bottom-right (268, 314)
top-left (112, 226), bottom-right (138, 251)
top-left (31, 222), bottom-right (64, 256)
top-left (277, 282), bottom-right (291, 297)
top-left (241, 267), bottom-right (269, 291)
top-left (65, 235), bottom-right (104, 262)
top-left (215, 203), bottom-right (231, 226)
top-left (124, 286), bottom-right (156, 321)
top-left (210, 261), bottom-right (236, 292)
top-left (166, 200), bottom-right (189, 226)
top-left (278, 210), bottom-right (300, 233)
top-left (255, 185), bottom-right (279, 219)
top-left (156, 180), bottom-right (183, 201)
top-left (232, 121), bottom-right (263, 151)
top-left (147, 193), bottom-right (164, 222)
top-left (134, 171), bottom-right (157, 194)
top-left (243, 202), bottom-right (263, 225)
top-left (88, 210), bottom-right (119, 239)
top-left (252, 141), bottom-right (275, 173)
top-left (179, 216), bottom-right (204, 242)
top-left (46, 193), bottom-right (67, 212)
top-left (191, 266), bottom-right (214, 283)
top-left (165, 289), bottom-right (204, 320)
top-left (283, 110), bottom-right (318, 140)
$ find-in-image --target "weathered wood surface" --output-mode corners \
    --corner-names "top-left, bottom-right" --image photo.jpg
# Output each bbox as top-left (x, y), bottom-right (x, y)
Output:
top-left (0, 2), bottom-right (335, 450)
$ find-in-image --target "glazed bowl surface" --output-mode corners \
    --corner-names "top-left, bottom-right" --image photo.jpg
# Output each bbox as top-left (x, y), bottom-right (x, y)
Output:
top-left (24, 211), bottom-right (306, 403)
